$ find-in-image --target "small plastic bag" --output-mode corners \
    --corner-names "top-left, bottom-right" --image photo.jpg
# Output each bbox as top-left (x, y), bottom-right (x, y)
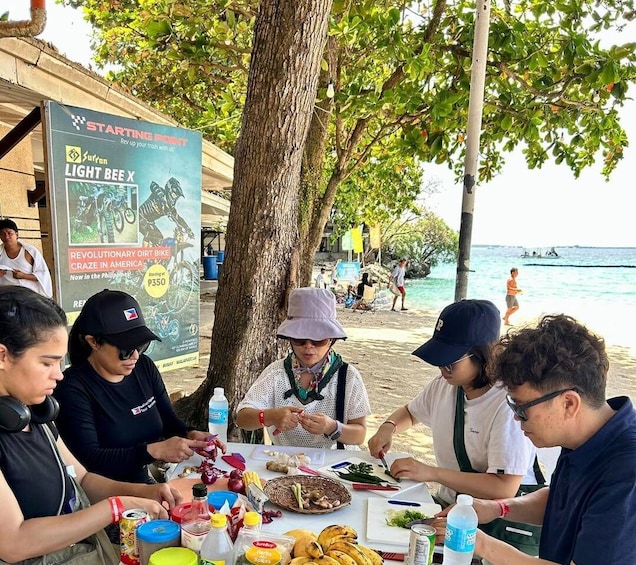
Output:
top-left (233, 530), bottom-right (295, 565)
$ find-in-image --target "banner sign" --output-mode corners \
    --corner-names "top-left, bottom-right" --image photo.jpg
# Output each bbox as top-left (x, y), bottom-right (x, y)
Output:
top-left (336, 261), bottom-right (361, 282)
top-left (44, 101), bottom-right (202, 371)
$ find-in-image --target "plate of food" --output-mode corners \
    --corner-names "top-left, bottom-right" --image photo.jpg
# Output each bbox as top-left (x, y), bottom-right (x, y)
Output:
top-left (263, 475), bottom-right (351, 514)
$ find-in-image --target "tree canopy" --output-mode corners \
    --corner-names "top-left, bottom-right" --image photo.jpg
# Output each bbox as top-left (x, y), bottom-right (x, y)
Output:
top-left (63, 0), bottom-right (636, 424)
top-left (66, 0), bottom-right (636, 237)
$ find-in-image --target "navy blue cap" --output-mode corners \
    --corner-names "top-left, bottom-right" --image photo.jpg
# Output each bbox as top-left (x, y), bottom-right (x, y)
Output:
top-left (412, 299), bottom-right (501, 366)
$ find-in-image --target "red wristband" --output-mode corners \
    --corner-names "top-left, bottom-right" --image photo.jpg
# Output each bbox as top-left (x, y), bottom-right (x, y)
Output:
top-left (258, 410), bottom-right (266, 427)
top-left (495, 499), bottom-right (510, 518)
top-left (382, 420), bottom-right (397, 434)
top-left (108, 496), bottom-right (124, 524)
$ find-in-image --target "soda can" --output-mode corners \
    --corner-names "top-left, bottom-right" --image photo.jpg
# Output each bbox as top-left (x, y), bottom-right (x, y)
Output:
top-left (120, 508), bottom-right (150, 565)
top-left (407, 524), bottom-right (436, 565)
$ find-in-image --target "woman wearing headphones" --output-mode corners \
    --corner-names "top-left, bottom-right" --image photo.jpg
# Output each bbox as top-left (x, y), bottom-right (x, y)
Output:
top-left (0, 286), bottom-right (180, 564)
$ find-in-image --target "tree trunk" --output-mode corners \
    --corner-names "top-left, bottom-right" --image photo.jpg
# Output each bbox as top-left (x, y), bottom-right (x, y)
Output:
top-left (298, 38), bottom-right (338, 287)
top-left (300, 169), bottom-right (345, 285)
top-left (174, 0), bottom-right (333, 435)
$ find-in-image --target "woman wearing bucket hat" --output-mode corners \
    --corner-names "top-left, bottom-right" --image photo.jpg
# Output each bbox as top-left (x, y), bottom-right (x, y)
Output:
top-left (236, 288), bottom-right (371, 448)
top-left (54, 289), bottom-right (222, 484)
top-left (368, 299), bottom-right (537, 506)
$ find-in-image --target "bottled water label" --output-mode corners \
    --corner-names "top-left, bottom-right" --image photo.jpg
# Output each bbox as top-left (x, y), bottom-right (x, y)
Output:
top-left (444, 524), bottom-right (477, 553)
top-left (209, 407), bottom-right (228, 424)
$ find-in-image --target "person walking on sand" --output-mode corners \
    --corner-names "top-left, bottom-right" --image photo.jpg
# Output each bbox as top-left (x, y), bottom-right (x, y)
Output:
top-left (503, 267), bottom-right (522, 325)
top-left (390, 258), bottom-right (408, 311)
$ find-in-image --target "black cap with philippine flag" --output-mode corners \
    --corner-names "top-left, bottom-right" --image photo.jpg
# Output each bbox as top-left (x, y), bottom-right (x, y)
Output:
top-left (77, 289), bottom-right (161, 348)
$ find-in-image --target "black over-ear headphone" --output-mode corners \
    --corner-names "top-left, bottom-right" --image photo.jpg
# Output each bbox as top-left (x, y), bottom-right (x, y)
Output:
top-left (0, 395), bottom-right (60, 433)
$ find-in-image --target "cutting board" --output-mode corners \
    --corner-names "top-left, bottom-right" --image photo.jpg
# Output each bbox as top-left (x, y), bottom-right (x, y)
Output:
top-left (317, 457), bottom-right (420, 498)
top-left (250, 444), bottom-right (326, 465)
top-left (366, 498), bottom-right (442, 547)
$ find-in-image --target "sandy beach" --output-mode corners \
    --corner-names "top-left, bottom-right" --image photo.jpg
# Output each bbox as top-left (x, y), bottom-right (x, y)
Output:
top-left (164, 293), bottom-right (636, 469)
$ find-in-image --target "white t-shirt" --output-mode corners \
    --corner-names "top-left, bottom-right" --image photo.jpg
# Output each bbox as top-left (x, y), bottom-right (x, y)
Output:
top-left (237, 358), bottom-right (371, 449)
top-left (391, 265), bottom-right (406, 286)
top-left (408, 376), bottom-right (537, 505)
top-left (315, 273), bottom-right (326, 288)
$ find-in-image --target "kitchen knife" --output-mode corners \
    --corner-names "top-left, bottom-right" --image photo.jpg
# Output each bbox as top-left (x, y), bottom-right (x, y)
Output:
top-left (380, 455), bottom-right (401, 482)
top-left (387, 500), bottom-right (421, 507)
top-left (352, 483), bottom-right (400, 490)
top-left (298, 465), bottom-right (321, 476)
top-left (372, 550), bottom-right (405, 561)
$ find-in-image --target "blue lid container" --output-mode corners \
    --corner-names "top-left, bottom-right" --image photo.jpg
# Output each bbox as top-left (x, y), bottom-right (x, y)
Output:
top-left (207, 490), bottom-right (238, 510)
top-left (136, 519), bottom-right (181, 543)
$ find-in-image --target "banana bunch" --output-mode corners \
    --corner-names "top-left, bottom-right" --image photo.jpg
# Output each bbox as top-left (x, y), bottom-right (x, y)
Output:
top-left (242, 470), bottom-right (262, 489)
top-left (284, 525), bottom-right (383, 565)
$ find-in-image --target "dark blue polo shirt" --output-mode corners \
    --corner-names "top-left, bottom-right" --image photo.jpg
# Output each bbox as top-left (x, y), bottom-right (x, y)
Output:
top-left (540, 396), bottom-right (636, 564)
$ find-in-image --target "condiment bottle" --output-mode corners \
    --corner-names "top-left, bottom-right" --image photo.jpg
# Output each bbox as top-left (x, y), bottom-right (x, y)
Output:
top-left (180, 483), bottom-right (211, 554)
top-left (240, 511), bottom-right (261, 533)
top-left (200, 513), bottom-right (234, 565)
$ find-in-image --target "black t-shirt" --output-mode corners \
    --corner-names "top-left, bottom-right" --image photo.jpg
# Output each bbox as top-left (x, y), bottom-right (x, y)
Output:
top-left (0, 424), bottom-right (74, 519)
top-left (55, 355), bottom-right (190, 483)
top-left (357, 280), bottom-right (371, 298)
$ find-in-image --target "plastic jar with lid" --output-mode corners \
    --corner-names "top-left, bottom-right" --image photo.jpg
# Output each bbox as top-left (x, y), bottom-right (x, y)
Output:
top-left (137, 520), bottom-right (181, 565)
top-left (148, 547), bottom-right (198, 565)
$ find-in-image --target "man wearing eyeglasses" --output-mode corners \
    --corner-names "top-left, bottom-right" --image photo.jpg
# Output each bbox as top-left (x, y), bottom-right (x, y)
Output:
top-left (460, 314), bottom-right (636, 565)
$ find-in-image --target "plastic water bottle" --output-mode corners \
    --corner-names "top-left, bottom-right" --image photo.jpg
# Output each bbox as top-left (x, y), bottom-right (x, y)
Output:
top-left (200, 513), bottom-right (234, 565)
top-left (443, 494), bottom-right (478, 565)
top-left (208, 387), bottom-right (229, 443)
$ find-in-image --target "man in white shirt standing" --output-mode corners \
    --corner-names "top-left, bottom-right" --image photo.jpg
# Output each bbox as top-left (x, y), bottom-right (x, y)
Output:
top-left (389, 258), bottom-right (408, 311)
top-left (315, 267), bottom-right (327, 289)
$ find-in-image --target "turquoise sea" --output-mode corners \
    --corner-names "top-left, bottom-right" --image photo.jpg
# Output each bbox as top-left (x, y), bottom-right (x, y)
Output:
top-left (406, 246), bottom-right (636, 352)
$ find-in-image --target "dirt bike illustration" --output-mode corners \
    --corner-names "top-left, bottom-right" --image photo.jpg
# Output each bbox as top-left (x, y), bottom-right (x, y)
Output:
top-left (74, 189), bottom-right (117, 244)
top-left (146, 303), bottom-right (180, 344)
top-left (112, 194), bottom-right (137, 233)
top-left (147, 227), bottom-right (198, 314)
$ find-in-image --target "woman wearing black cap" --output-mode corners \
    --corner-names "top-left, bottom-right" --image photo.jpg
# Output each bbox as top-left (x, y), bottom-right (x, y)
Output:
top-left (368, 299), bottom-right (537, 507)
top-left (54, 289), bottom-right (222, 484)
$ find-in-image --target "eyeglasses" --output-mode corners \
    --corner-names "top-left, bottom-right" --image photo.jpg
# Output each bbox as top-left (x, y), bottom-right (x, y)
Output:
top-left (289, 338), bottom-right (331, 347)
top-left (439, 354), bottom-right (473, 374)
top-left (105, 341), bottom-right (151, 360)
top-left (506, 388), bottom-right (580, 421)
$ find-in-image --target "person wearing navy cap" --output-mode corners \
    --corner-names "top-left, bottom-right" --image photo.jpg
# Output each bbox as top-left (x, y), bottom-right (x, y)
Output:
top-left (369, 299), bottom-right (538, 509)
top-left (54, 289), bottom-right (224, 484)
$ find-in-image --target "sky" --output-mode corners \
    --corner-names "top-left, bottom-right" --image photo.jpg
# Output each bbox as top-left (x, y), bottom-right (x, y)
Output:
top-left (4, 2), bottom-right (636, 248)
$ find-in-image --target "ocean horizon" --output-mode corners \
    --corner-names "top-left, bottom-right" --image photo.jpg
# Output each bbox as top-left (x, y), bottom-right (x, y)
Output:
top-left (406, 245), bottom-right (636, 352)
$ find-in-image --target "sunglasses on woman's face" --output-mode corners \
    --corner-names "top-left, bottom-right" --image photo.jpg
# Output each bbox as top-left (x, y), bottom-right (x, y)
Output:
top-left (439, 353), bottom-right (473, 374)
top-left (289, 338), bottom-right (331, 347)
top-left (108, 341), bottom-right (151, 360)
